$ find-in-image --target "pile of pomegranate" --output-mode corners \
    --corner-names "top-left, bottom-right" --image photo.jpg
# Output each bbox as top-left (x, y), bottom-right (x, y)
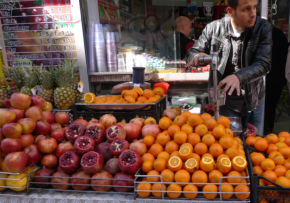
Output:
top-left (0, 93), bottom-right (150, 192)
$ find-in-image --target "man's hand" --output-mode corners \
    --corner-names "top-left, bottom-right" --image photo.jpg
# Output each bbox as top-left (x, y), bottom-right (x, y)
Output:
top-left (188, 53), bottom-right (210, 68)
top-left (217, 74), bottom-right (240, 96)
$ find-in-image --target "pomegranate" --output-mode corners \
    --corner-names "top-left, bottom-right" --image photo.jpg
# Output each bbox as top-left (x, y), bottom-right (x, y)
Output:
top-left (91, 170), bottom-right (113, 191)
top-left (129, 116), bottom-right (144, 128)
top-left (141, 123), bottom-right (161, 139)
top-left (162, 108), bottom-right (177, 120)
top-left (1, 138), bottom-right (22, 154)
top-left (99, 114), bottom-right (117, 129)
top-left (55, 141), bottom-right (74, 158)
top-left (74, 136), bottom-right (95, 155)
top-left (123, 123), bottom-right (142, 142)
top-left (65, 122), bottom-right (86, 143)
top-left (95, 142), bottom-right (113, 162)
top-left (50, 171), bottom-right (70, 190)
top-left (24, 144), bottom-right (42, 165)
top-left (38, 137), bottom-right (57, 154)
top-left (109, 139), bottom-right (129, 157)
top-left (81, 151), bottom-right (104, 174)
top-left (54, 112), bottom-right (70, 126)
top-left (87, 118), bottom-right (99, 128)
top-left (106, 124), bottom-right (126, 142)
top-left (4, 151), bottom-right (28, 173)
top-left (73, 117), bottom-right (88, 127)
top-left (118, 149), bottom-right (141, 174)
top-left (59, 151), bottom-right (80, 174)
top-left (104, 158), bottom-right (121, 175)
top-left (51, 129), bottom-right (66, 143)
top-left (244, 123), bottom-right (257, 137)
top-left (50, 123), bottom-right (62, 132)
top-left (129, 140), bottom-right (147, 156)
top-left (34, 121), bottom-right (51, 135)
top-left (33, 167), bottom-right (55, 188)
top-left (113, 172), bottom-right (134, 192)
top-left (70, 170), bottom-right (91, 190)
top-left (116, 119), bottom-right (126, 126)
top-left (41, 154), bottom-right (58, 169)
top-left (84, 125), bottom-right (105, 144)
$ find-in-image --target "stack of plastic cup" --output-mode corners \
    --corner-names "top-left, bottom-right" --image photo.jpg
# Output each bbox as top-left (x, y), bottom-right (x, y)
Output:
top-left (94, 24), bottom-right (107, 72)
top-left (87, 21), bottom-right (97, 72)
top-left (106, 32), bottom-right (117, 72)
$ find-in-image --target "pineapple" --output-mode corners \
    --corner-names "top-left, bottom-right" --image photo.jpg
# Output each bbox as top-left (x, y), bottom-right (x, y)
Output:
top-left (3, 67), bottom-right (25, 96)
top-left (20, 67), bottom-right (40, 96)
top-left (71, 83), bottom-right (82, 103)
top-left (38, 70), bottom-right (55, 104)
top-left (53, 59), bottom-right (79, 109)
top-left (0, 86), bottom-right (9, 108)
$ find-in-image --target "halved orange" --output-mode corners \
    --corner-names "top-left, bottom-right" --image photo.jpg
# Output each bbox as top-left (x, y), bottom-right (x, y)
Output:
top-left (167, 156), bottom-right (182, 172)
top-left (200, 157), bottom-right (215, 172)
top-left (179, 146), bottom-right (192, 161)
top-left (84, 92), bottom-right (96, 103)
top-left (217, 157), bottom-right (232, 174)
top-left (232, 156), bottom-right (247, 172)
top-left (184, 158), bottom-right (199, 173)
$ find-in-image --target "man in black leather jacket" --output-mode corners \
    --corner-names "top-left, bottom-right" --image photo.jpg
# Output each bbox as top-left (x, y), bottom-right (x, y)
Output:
top-left (186, 0), bottom-right (272, 135)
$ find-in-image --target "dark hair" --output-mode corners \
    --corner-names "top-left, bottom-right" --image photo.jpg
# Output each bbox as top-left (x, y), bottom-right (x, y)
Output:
top-left (227, 0), bottom-right (239, 10)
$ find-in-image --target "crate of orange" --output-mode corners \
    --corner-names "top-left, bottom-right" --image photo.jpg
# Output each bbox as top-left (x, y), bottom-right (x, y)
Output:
top-left (72, 88), bottom-right (166, 122)
top-left (243, 131), bottom-right (290, 203)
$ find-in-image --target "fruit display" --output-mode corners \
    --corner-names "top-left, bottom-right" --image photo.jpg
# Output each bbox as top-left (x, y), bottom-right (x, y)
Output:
top-left (135, 112), bottom-right (250, 200)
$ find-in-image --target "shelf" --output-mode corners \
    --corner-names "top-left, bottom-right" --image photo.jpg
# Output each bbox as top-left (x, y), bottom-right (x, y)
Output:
top-left (89, 71), bottom-right (153, 82)
top-left (98, 0), bottom-right (119, 9)
top-left (150, 72), bottom-right (209, 82)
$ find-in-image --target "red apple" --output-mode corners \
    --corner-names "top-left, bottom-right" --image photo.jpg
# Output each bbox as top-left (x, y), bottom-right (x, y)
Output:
top-left (51, 129), bottom-right (65, 143)
top-left (19, 134), bottom-right (34, 148)
top-left (17, 118), bottom-right (36, 134)
top-left (41, 154), bottom-right (58, 168)
top-left (35, 134), bottom-right (46, 145)
top-left (25, 106), bottom-right (43, 122)
top-left (4, 151), bottom-right (28, 173)
top-left (2, 123), bottom-right (22, 138)
top-left (8, 108), bottom-right (24, 121)
top-left (10, 92), bottom-right (31, 110)
top-left (54, 112), bottom-right (70, 126)
top-left (3, 99), bottom-right (12, 108)
top-left (31, 95), bottom-right (46, 110)
top-left (55, 141), bottom-right (74, 158)
top-left (0, 109), bottom-right (16, 127)
top-left (42, 111), bottom-right (55, 124)
top-left (51, 123), bottom-right (62, 132)
top-left (43, 101), bottom-right (53, 112)
top-left (0, 128), bottom-right (3, 142)
top-left (38, 138), bottom-right (57, 154)
top-left (1, 138), bottom-right (22, 154)
top-left (34, 121), bottom-right (51, 135)
top-left (24, 144), bottom-right (42, 165)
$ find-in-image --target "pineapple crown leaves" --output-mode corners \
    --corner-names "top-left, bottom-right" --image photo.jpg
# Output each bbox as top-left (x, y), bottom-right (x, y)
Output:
top-left (40, 69), bottom-right (56, 90)
top-left (53, 59), bottom-right (79, 88)
top-left (22, 67), bottom-right (39, 88)
top-left (8, 67), bottom-right (26, 89)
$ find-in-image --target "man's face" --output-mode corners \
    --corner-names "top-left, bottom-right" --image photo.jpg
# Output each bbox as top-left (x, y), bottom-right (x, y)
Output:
top-left (229, 0), bottom-right (257, 30)
top-left (183, 20), bottom-right (192, 38)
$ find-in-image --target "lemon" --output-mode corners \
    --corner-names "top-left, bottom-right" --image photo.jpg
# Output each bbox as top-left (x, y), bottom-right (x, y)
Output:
top-left (6, 173), bottom-right (28, 191)
top-left (0, 174), bottom-right (7, 191)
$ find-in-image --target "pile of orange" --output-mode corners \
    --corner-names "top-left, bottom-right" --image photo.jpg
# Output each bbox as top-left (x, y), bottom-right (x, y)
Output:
top-left (137, 113), bottom-right (249, 200)
top-left (246, 132), bottom-right (290, 188)
top-left (83, 87), bottom-right (165, 104)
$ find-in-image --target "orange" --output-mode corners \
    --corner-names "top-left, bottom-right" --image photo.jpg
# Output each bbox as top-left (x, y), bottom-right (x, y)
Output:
top-left (143, 135), bottom-right (155, 147)
top-left (192, 170), bottom-right (208, 187)
top-left (84, 92), bottom-right (96, 103)
top-left (232, 156), bottom-right (247, 172)
top-left (180, 143), bottom-right (194, 153)
top-left (195, 124), bottom-right (208, 136)
top-left (201, 134), bottom-right (215, 147)
top-left (276, 176), bottom-right (290, 187)
top-left (217, 116), bottom-right (231, 128)
top-left (217, 157), bottom-right (232, 174)
top-left (147, 170), bottom-right (160, 182)
top-left (173, 115), bottom-right (187, 127)
top-left (153, 158), bottom-right (167, 172)
top-left (225, 128), bottom-right (234, 137)
top-left (209, 170), bottom-right (223, 183)
top-left (165, 141), bottom-right (179, 154)
top-left (273, 165), bottom-right (287, 177)
top-left (227, 171), bottom-right (242, 184)
top-left (200, 157), bottom-right (215, 172)
top-left (160, 169), bottom-right (174, 183)
top-left (125, 90), bottom-right (139, 99)
top-left (234, 185), bottom-right (250, 200)
top-left (136, 182), bottom-right (151, 198)
top-left (132, 87), bottom-right (143, 96)
top-left (253, 166), bottom-right (264, 175)
top-left (151, 183), bottom-right (166, 198)
top-left (212, 124), bottom-right (226, 139)
top-left (167, 124), bottom-right (181, 138)
top-left (144, 117), bottom-right (157, 125)
top-left (225, 147), bottom-right (239, 160)
top-left (191, 153), bottom-right (201, 163)
top-left (246, 136), bottom-right (256, 147)
top-left (261, 158), bottom-right (276, 171)
top-left (234, 137), bottom-right (242, 144)
top-left (153, 87), bottom-right (165, 97)
top-left (250, 152), bottom-right (266, 166)
top-left (137, 96), bottom-right (147, 103)
top-left (174, 169), bottom-right (190, 186)
top-left (142, 160), bottom-right (154, 173)
top-left (278, 137), bottom-right (286, 142)
top-left (179, 146), bottom-right (192, 161)
top-left (1, 161), bottom-right (9, 172)
top-left (156, 133), bottom-right (171, 146)
top-left (278, 131), bottom-right (290, 139)
top-left (187, 113), bottom-right (203, 127)
top-left (180, 124), bottom-right (193, 134)
top-left (271, 154), bottom-right (285, 165)
top-left (183, 184), bottom-right (198, 199)
top-left (266, 144), bottom-right (278, 155)
top-left (167, 156), bottom-right (183, 172)
top-left (203, 118), bottom-right (217, 131)
top-left (202, 184), bottom-right (218, 199)
top-left (124, 95), bottom-right (135, 103)
top-left (209, 143), bottom-right (224, 158)
top-left (265, 133), bottom-right (279, 144)
top-left (181, 111), bottom-right (191, 119)
top-left (219, 135), bottom-right (234, 150)
top-left (142, 153), bottom-right (155, 163)
top-left (194, 142), bottom-right (208, 156)
top-left (167, 184), bottom-right (182, 199)
top-left (159, 117), bottom-right (173, 130)
top-left (217, 154), bottom-right (230, 163)
top-left (150, 143), bottom-right (163, 157)
top-left (187, 133), bottom-right (201, 146)
top-left (219, 184), bottom-right (234, 199)
top-left (184, 158), bottom-right (199, 173)
top-left (200, 112), bottom-right (212, 121)
top-left (174, 131), bottom-right (187, 145)
top-left (285, 170), bottom-right (290, 179)
top-left (143, 89), bottom-right (155, 99)
top-left (201, 153), bottom-right (213, 159)
top-left (157, 151), bottom-right (170, 162)
top-left (276, 142), bottom-right (287, 149)
top-left (279, 146), bottom-right (290, 159)
top-left (254, 138), bottom-right (268, 152)
top-left (285, 159), bottom-right (290, 170)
